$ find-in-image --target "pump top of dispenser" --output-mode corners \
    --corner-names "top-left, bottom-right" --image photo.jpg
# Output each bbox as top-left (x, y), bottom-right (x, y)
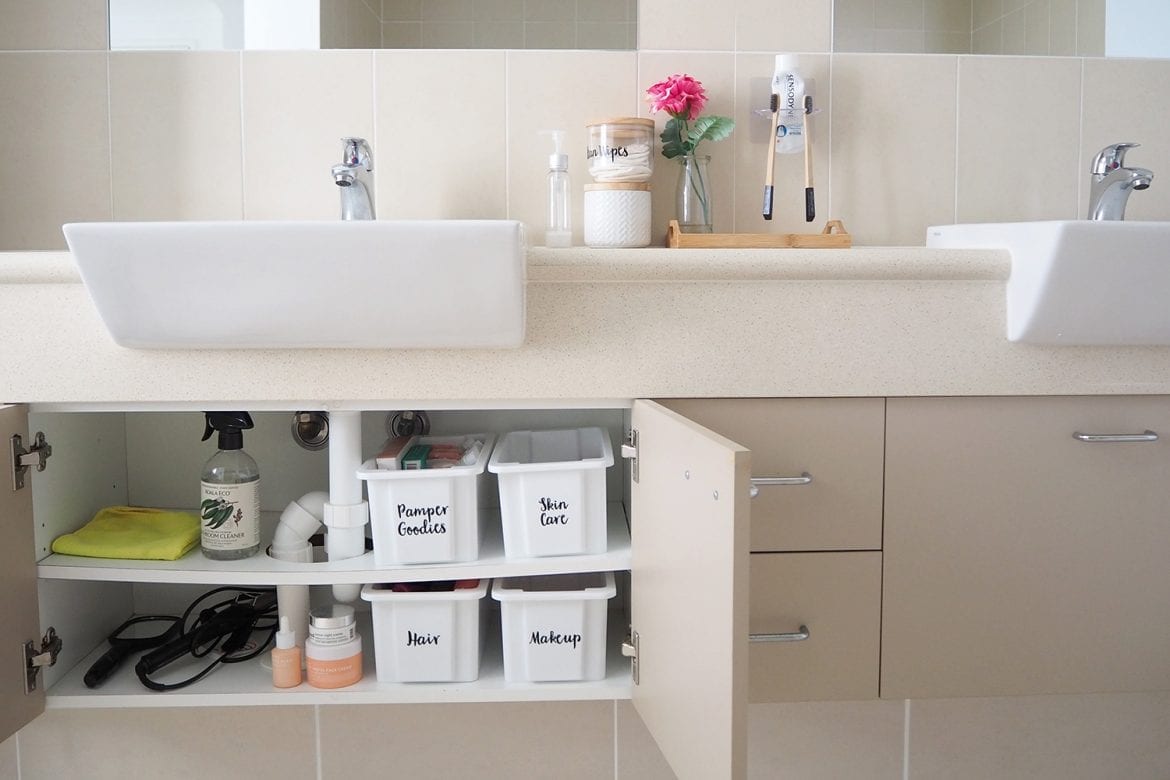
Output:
top-left (543, 129), bottom-right (568, 171)
top-left (202, 411), bottom-right (254, 450)
top-left (276, 615), bottom-right (296, 650)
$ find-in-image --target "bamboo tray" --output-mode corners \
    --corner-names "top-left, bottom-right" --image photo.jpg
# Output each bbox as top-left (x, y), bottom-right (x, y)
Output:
top-left (665, 219), bottom-right (851, 249)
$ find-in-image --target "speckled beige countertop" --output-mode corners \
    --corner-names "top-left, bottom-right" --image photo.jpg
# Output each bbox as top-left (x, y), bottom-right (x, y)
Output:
top-left (4, 246), bottom-right (1170, 406)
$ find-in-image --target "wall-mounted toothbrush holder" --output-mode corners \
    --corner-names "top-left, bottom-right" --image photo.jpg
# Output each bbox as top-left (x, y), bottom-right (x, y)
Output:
top-left (665, 219), bottom-right (850, 249)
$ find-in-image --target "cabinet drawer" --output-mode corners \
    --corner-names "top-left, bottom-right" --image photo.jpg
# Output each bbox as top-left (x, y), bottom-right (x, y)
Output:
top-left (663, 399), bottom-right (884, 551)
top-left (748, 551), bottom-right (881, 702)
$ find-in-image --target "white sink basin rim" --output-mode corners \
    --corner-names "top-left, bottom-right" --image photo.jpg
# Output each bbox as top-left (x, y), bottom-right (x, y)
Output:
top-left (927, 220), bottom-right (1170, 346)
top-left (63, 219), bottom-right (527, 349)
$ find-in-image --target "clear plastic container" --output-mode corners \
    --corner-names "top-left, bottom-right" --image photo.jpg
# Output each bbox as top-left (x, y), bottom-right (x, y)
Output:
top-left (586, 118), bottom-right (655, 183)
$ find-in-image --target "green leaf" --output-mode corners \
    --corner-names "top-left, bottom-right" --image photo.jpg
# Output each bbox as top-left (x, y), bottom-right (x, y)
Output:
top-left (659, 117), bottom-right (688, 159)
top-left (687, 115), bottom-right (735, 147)
top-left (200, 498), bottom-right (217, 511)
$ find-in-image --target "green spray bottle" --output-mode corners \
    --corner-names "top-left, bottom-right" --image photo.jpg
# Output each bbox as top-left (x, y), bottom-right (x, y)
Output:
top-left (200, 412), bottom-right (260, 560)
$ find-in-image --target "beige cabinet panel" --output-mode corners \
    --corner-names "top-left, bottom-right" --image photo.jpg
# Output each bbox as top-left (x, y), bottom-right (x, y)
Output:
top-left (749, 551), bottom-right (881, 702)
top-left (631, 400), bottom-right (750, 780)
top-left (883, 396), bottom-right (1170, 699)
top-left (662, 399), bottom-right (884, 552)
top-left (0, 405), bottom-right (45, 740)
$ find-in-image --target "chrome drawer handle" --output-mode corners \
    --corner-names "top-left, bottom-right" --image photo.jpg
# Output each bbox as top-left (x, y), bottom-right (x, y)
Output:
top-left (749, 625), bottom-right (810, 643)
top-left (1073, 430), bottom-right (1158, 443)
top-left (749, 473), bottom-right (812, 498)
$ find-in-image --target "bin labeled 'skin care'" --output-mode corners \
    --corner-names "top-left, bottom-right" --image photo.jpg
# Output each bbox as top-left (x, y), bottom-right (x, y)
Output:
top-left (488, 428), bottom-right (613, 558)
top-left (491, 571), bottom-right (616, 682)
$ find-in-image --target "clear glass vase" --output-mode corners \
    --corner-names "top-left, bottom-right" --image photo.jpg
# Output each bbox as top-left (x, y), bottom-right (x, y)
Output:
top-left (675, 153), bottom-right (713, 234)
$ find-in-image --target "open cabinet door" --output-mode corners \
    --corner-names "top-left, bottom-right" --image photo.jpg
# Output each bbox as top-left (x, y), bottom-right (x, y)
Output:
top-left (0, 404), bottom-right (45, 740)
top-left (629, 400), bottom-right (750, 780)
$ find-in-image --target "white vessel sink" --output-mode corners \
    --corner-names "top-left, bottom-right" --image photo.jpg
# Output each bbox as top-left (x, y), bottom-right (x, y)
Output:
top-left (927, 220), bottom-right (1170, 345)
top-left (63, 220), bottom-right (526, 349)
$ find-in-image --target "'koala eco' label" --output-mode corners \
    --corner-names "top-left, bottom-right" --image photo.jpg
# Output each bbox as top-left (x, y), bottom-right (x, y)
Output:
top-left (199, 479), bottom-right (260, 551)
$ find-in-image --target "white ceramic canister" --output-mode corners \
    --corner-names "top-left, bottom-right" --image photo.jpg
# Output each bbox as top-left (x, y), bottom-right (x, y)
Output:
top-left (583, 183), bottom-right (652, 248)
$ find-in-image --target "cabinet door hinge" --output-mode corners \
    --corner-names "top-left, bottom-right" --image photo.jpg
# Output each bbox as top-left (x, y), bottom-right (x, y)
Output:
top-left (622, 628), bottom-right (639, 685)
top-left (24, 627), bottom-right (61, 694)
top-left (11, 431), bottom-right (52, 491)
top-left (621, 429), bottom-right (639, 484)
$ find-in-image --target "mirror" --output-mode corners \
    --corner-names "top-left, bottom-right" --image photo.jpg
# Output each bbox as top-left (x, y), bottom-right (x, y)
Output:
top-left (109, 0), bottom-right (638, 51)
top-left (833, 0), bottom-right (1170, 57)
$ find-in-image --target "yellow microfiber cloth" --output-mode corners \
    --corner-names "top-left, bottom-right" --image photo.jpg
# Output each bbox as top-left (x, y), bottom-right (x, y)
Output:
top-left (51, 506), bottom-right (200, 561)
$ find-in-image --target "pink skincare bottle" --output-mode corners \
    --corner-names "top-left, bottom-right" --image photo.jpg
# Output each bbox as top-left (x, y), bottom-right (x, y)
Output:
top-left (271, 616), bottom-right (303, 688)
top-left (305, 604), bottom-right (363, 689)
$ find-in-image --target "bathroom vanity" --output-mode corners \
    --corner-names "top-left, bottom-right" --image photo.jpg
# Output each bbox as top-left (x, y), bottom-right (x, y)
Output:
top-left (5, 246), bottom-right (1170, 780)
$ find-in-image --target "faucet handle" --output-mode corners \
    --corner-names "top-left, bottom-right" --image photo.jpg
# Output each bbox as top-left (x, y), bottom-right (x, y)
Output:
top-left (340, 137), bottom-right (372, 170)
top-left (1091, 142), bottom-right (1140, 175)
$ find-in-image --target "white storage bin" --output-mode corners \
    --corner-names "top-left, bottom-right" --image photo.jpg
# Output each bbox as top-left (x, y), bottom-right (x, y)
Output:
top-left (357, 434), bottom-right (494, 565)
top-left (362, 580), bottom-right (490, 683)
top-left (491, 571), bottom-right (616, 682)
top-left (487, 428), bottom-right (613, 558)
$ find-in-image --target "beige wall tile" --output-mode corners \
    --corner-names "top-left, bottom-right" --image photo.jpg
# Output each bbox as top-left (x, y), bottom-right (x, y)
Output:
top-left (1077, 0), bottom-right (1105, 55)
top-left (974, 0), bottom-right (1004, 29)
top-left (737, 0), bottom-right (833, 53)
top-left (347, 0), bottom-right (384, 48)
top-left (579, 22), bottom-right (634, 50)
top-left (420, 21), bottom-right (476, 47)
top-left (382, 22), bottom-right (422, 47)
top-left (638, 0), bottom-right (734, 51)
top-left (831, 54), bottom-right (958, 245)
top-left (422, 0), bottom-right (476, 21)
top-left (476, 0), bottom-right (524, 21)
top-left (972, 19), bottom-right (1003, 52)
top-left (640, 53), bottom-right (736, 237)
top-left (524, 21), bottom-right (576, 48)
top-left (873, 28), bottom-right (925, 52)
top-left (731, 53), bottom-right (829, 235)
top-left (320, 702), bottom-right (614, 778)
top-left (749, 700), bottom-right (905, 779)
top-left (926, 0), bottom-right (973, 32)
top-left (617, 701), bottom-right (677, 779)
top-left (0, 0), bottom-right (107, 50)
top-left (110, 52), bottom-right (243, 221)
top-left (1002, 9), bottom-right (1027, 53)
top-left (926, 31), bottom-right (972, 53)
top-left (580, 0), bottom-right (632, 23)
top-left (526, 0), bottom-right (577, 22)
top-left (0, 52), bottom-right (110, 250)
top-left (835, 28), bottom-right (877, 52)
top-left (241, 51), bottom-right (374, 220)
top-left (383, 0), bottom-right (422, 21)
top-left (18, 707), bottom-right (317, 780)
top-left (836, 0), bottom-right (877, 30)
top-left (1049, 0), bottom-right (1077, 55)
top-left (956, 56), bottom-right (1080, 223)
top-left (476, 21), bottom-right (525, 48)
top-left (507, 51), bottom-right (637, 244)
top-left (1024, 0), bottom-right (1051, 55)
top-left (909, 693), bottom-right (1170, 779)
top-left (1080, 58), bottom-right (1170, 221)
top-left (374, 51), bottom-right (506, 218)
top-left (0, 733), bottom-right (16, 779)
top-left (875, 0), bottom-right (925, 30)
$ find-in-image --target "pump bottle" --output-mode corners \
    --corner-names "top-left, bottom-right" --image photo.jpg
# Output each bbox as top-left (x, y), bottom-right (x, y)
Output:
top-left (543, 130), bottom-right (572, 248)
top-left (200, 411), bottom-right (261, 560)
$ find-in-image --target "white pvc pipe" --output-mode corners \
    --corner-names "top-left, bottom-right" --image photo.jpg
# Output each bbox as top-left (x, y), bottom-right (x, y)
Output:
top-left (269, 492), bottom-right (327, 649)
top-left (325, 410), bottom-right (367, 602)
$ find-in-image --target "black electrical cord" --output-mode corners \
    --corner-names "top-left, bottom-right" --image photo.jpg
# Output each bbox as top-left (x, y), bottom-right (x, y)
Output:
top-left (134, 586), bottom-right (278, 692)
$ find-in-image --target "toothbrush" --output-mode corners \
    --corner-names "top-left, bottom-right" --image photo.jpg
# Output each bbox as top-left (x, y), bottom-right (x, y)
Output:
top-left (763, 93), bottom-right (779, 220)
top-left (803, 94), bottom-right (815, 222)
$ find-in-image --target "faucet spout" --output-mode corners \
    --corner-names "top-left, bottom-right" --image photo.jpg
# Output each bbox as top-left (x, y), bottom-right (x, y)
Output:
top-left (333, 137), bottom-right (375, 220)
top-left (1088, 142), bottom-right (1153, 221)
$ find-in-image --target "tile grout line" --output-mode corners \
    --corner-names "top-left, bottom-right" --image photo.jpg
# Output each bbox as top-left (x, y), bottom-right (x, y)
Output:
top-left (106, 52), bottom-right (114, 220)
top-left (238, 51), bottom-right (247, 219)
top-left (903, 698), bottom-right (911, 780)
top-left (315, 704), bottom-right (323, 780)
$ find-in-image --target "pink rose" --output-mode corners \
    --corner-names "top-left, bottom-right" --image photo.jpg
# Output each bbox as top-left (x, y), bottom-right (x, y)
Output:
top-left (645, 74), bottom-right (708, 121)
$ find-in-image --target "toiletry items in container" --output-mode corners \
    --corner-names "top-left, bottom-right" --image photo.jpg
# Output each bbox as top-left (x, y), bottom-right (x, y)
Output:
top-left (305, 604), bottom-right (362, 689)
top-left (358, 434), bottom-right (494, 565)
top-left (361, 579), bottom-right (489, 683)
top-left (492, 572), bottom-right (616, 682)
top-left (271, 616), bottom-right (303, 688)
top-left (199, 412), bottom-right (260, 560)
top-left (586, 118), bottom-right (654, 182)
top-left (488, 428), bottom-right (613, 558)
top-left (543, 130), bottom-right (572, 247)
top-left (584, 183), bottom-right (652, 248)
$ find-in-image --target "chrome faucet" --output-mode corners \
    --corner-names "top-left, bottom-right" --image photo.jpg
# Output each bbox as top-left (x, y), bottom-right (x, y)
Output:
top-left (332, 137), bottom-right (375, 220)
top-left (1088, 142), bottom-right (1152, 220)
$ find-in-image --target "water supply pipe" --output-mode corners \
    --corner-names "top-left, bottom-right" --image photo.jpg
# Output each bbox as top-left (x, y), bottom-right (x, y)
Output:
top-left (323, 410), bottom-right (368, 602)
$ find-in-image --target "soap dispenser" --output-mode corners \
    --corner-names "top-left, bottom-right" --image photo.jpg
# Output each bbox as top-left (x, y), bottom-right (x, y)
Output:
top-left (200, 411), bottom-right (261, 560)
top-left (543, 130), bottom-right (572, 248)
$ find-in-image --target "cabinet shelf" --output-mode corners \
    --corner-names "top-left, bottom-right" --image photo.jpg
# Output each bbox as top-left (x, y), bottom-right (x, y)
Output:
top-left (46, 613), bottom-right (632, 708)
top-left (38, 503), bottom-right (631, 585)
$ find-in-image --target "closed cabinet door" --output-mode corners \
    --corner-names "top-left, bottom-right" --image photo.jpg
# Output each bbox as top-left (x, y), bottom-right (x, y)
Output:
top-left (882, 396), bottom-right (1170, 699)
